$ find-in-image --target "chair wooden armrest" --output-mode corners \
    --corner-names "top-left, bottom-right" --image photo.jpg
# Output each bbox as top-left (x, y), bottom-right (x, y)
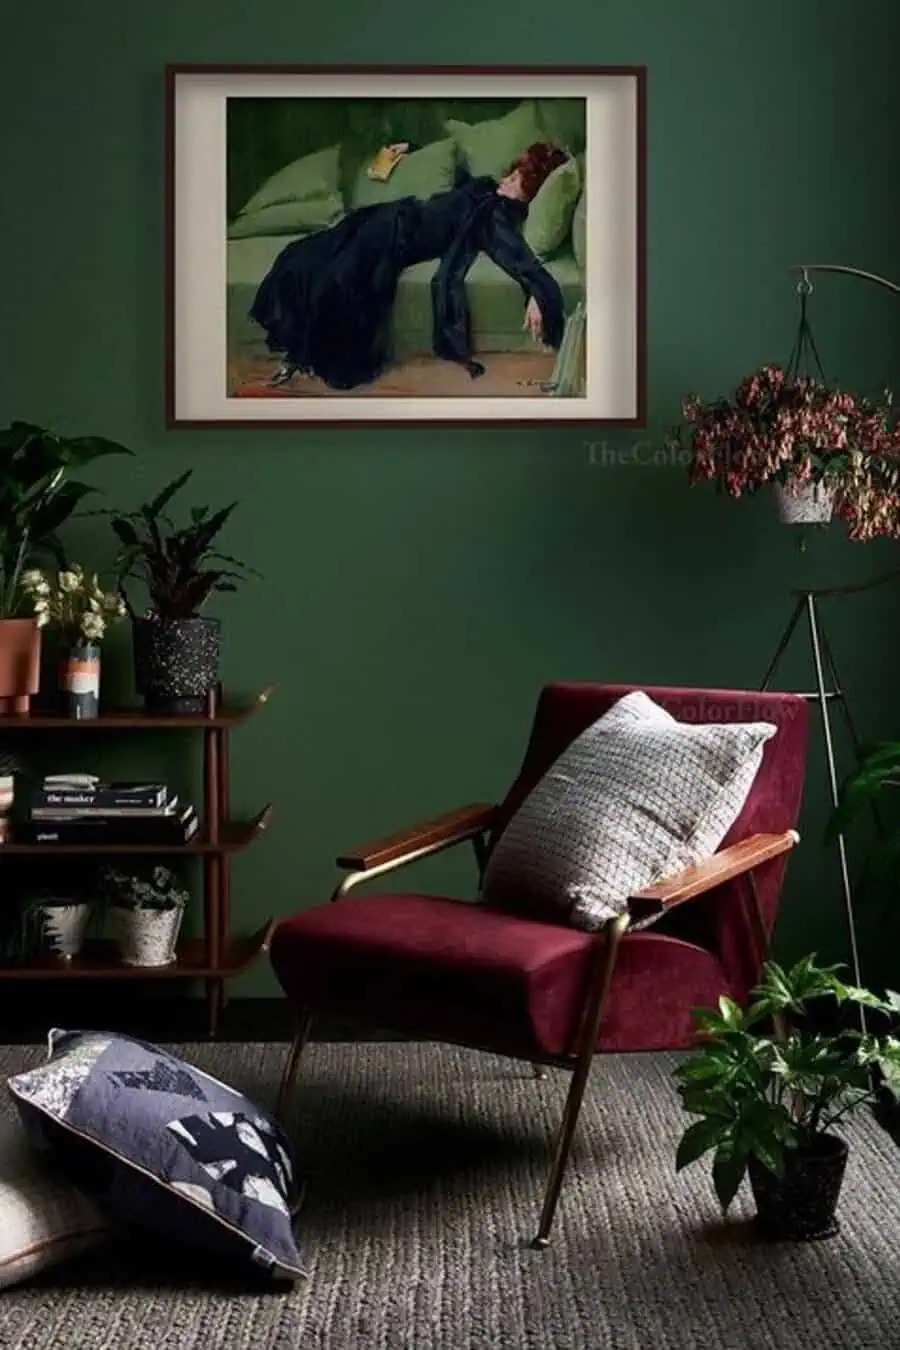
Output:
top-left (337, 802), bottom-right (499, 872)
top-left (627, 830), bottom-right (799, 924)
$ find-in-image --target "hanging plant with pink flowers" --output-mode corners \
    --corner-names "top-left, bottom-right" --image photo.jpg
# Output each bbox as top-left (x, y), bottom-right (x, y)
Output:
top-left (673, 363), bottom-right (900, 539)
top-left (669, 273), bottom-right (900, 541)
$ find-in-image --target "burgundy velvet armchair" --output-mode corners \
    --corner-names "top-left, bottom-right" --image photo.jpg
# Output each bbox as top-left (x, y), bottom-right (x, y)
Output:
top-left (270, 683), bottom-right (808, 1247)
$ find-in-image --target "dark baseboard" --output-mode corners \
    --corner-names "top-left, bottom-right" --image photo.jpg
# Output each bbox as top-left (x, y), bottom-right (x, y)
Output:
top-left (0, 990), bottom-right (402, 1045)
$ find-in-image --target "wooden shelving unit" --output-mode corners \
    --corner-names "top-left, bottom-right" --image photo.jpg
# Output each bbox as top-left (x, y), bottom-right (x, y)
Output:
top-left (0, 684), bottom-right (276, 1037)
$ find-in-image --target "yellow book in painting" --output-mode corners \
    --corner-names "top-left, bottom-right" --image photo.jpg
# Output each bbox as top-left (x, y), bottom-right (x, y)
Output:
top-left (367, 143), bottom-right (409, 182)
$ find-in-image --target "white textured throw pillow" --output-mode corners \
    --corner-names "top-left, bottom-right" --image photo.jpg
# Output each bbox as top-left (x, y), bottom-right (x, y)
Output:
top-left (0, 1113), bottom-right (112, 1288)
top-left (481, 691), bottom-right (776, 930)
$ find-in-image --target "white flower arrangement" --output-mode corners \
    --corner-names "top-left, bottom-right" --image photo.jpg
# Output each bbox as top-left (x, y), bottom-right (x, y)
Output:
top-left (21, 565), bottom-right (126, 647)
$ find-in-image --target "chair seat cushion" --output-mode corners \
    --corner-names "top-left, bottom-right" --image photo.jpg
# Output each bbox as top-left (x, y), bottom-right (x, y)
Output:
top-left (270, 894), bottom-right (732, 1060)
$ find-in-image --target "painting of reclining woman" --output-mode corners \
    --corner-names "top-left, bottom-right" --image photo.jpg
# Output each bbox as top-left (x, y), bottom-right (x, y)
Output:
top-left (226, 96), bottom-right (588, 400)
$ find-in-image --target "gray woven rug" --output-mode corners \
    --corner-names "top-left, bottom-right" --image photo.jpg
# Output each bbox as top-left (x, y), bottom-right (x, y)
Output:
top-left (0, 1041), bottom-right (897, 1349)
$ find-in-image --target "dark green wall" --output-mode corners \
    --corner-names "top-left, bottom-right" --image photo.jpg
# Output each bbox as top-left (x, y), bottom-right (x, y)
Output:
top-left (3, 2), bottom-right (900, 995)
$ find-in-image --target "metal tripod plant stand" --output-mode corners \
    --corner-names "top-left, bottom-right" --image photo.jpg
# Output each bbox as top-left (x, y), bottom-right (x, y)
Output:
top-left (761, 261), bottom-right (900, 1014)
top-left (761, 583), bottom-right (868, 998)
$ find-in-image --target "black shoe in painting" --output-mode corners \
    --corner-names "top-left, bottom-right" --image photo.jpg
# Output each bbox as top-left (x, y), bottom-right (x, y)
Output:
top-left (271, 363), bottom-right (298, 387)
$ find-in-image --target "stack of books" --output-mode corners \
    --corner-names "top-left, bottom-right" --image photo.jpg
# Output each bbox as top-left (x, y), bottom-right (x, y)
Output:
top-left (18, 775), bottom-right (200, 846)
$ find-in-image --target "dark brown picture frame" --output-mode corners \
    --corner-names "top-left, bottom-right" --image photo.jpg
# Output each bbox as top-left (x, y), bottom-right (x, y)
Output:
top-left (165, 64), bottom-right (647, 430)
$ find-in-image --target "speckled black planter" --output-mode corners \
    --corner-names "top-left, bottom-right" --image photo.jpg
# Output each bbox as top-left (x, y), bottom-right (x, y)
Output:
top-left (749, 1135), bottom-right (848, 1241)
top-left (133, 616), bottom-right (220, 715)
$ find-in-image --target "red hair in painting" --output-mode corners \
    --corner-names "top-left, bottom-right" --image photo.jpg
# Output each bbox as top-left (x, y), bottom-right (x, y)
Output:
top-left (509, 142), bottom-right (569, 202)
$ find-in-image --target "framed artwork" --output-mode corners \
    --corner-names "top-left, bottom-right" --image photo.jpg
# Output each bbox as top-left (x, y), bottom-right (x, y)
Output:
top-left (165, 65), bottom-right (646, 428)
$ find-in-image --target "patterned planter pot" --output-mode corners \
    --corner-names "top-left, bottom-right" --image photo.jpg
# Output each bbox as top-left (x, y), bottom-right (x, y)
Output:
top-left (133, 616), bottom-right (220, 716)
top-left (774, 479), bottom-right (834, 524)
top-left (0, 618), bottom-right (41, 716)
top-left (748, 1134), bottom-right (848, 1241)
top-left (111, 904), bottom-right (184, 968)
top-left (41, 903), bottom-right (91, 961)
top-left (59, 643), bottom-right (101, 720)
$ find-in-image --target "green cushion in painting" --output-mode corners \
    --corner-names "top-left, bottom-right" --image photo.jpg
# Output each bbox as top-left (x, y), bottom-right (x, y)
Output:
top-left (537, 98), bottom-right (587, 155)
top-left (230, 144), bottom-right (344, 237)
top-left (351, 138), bottom-right (457, 208)
top-left (571, 188), bottom-right (586, 273)
top-left (227, 199), bottom-right (343, 239)
top-left (445, 100), bottom-right (543, 181)
top-left (523, 155), bottom-right (581, 259)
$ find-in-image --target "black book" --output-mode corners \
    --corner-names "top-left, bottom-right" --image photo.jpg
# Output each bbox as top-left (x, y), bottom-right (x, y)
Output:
top-left (17, 805), bottom-right (199, 846)
top-left (35, 782), bottom-right (169, 810)
top-left (31, 797), bottom-right (180, 821)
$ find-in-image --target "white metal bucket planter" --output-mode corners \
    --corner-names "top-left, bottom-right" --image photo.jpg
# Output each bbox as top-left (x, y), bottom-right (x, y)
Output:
top-left (111, 904), bottom-right (184, 967)
top-left (775, 479), bottom-right (834, 525)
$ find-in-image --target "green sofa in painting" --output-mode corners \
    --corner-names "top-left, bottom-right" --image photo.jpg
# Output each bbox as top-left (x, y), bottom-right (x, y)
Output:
top-left (226, 97), bottom-right (586, 370)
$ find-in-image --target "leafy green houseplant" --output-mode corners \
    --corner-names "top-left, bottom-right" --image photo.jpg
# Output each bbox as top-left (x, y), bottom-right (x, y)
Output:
top-left (674, 956), bottom-right (900, 1241)
top-left (825, 742), bottom-right (900, 999)
top-left (102, 865), bottom-right (189, 968)
top-left (109, 470), bottom-right (255, 714)
top-left (0, 422), bottom-right (130, 713)
top-left (829, 739), bottom-right (900, 869)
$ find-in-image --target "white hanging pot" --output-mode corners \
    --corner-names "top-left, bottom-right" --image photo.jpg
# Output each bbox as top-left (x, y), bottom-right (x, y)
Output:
top-left (41, 903), bottom-right (91, 960)
top-left (111, 904), bottom-right (184, 967)
top-left (774, 478), bottom-right (834, 525)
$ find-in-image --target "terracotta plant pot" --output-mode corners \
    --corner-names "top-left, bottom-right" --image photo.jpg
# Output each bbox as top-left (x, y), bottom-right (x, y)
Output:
top-left (110, 903), bottom-right (184, 967)
top-left (133, 616), bottom-right (220, 716)
top-left (748, 1134), bottom-right (848, 1241)
top-left (0, 619), bottom-right (41, 715)
top-left (59, 643), bottom-right (101, 720)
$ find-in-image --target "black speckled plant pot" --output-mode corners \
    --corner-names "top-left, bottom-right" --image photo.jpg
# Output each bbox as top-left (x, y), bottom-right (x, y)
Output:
top-left (133, 617), bottom-right (220, 715)
top-left (749, 1135), bottom-right (848, 1241)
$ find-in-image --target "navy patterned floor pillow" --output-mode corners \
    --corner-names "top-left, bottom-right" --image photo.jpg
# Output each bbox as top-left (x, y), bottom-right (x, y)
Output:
top-left (7, 1030), bottom-right (304, 1282)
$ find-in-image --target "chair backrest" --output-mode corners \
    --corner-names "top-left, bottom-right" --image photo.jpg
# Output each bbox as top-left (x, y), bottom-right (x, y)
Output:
top-left (491, 683), bottom-right (809, 1000)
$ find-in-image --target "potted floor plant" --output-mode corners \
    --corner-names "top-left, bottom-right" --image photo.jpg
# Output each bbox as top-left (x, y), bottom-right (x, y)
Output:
top-left (674, 955), bottom-right (900, 1241)
top-left (110, 471), bottom-right (255, 714)
top-left (0, 421), bottom-right (130, 713)
top-left (102, 865), bottom-right (189, 967)
top-left (20, 565), bottom-right (126, 718)
top-left (670, 364), bottom-right (900, 539)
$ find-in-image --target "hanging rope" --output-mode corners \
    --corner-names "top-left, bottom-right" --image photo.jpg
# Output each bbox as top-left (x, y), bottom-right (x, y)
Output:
top-left (785, 269), bottom-right (828, 385)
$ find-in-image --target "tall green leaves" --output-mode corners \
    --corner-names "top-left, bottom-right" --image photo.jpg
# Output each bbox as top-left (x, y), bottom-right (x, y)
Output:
top-left (828, 741), bottom-right (900, 842)
top-left (0, 422), bottom-right (131, 617)
top-left (828, 742), bottom-right (900, 922)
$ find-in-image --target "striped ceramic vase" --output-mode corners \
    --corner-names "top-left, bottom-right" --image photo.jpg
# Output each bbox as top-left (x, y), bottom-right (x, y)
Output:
top-left (59, 644), bottom-right (101, 720)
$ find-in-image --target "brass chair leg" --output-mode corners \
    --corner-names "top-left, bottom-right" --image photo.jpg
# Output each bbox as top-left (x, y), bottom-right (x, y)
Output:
top-left (276, 1010), bottom-right (313, 1124)
top-left (532, 912), bottom-right (629, 1250)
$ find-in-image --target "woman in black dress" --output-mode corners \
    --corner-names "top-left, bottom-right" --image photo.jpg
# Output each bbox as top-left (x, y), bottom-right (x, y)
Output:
top-left (249, 141), bottom-right (570, 391)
